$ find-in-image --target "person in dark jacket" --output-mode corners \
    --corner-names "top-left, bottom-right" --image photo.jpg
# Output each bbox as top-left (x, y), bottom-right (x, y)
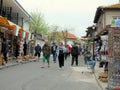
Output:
top-left (34, 43), bottom-right (41, 62)
top-left (41, 40), bottom-right (51, 68)
top-left (51, 42), bottom-right (58, 63)
top-left (23, 41), bottom-right (27, 56)
top-left (1, 38), bottom-right (8, 63)
top-left (58, 42), bottom-right (65, 69)
top-left (71, 42), bottom-right (79, 66)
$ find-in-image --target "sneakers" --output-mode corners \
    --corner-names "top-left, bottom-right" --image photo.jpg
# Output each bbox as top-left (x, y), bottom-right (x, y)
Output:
top-left (59, 67), bottom-right (62, 70)
top-left (41, 66), bottom-right (45, 68)
top-left (48, 65), bottom-right (50, 68)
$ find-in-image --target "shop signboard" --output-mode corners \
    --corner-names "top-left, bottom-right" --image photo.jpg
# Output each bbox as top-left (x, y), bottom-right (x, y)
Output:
top-left (111, 19), bottom-right (120, 27)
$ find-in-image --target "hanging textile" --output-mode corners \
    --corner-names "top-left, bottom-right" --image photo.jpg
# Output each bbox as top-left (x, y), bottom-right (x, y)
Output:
top-left (28, 32), bottom-right (31, 40)
top-left (26, 32), bottom-right (28, 38)
top-left (14, 27), bottom-right (19, 36)
top-left (11, 25), bottom-right (16, 35)
top-left (22, 31), bottom-right (26, 38)
top-left (19, 29), bottom-right (23, 37)
top-left (32, 34), bottom-right (34, 40)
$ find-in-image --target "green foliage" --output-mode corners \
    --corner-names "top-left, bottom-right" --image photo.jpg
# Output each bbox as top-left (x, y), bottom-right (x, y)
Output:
top-left (87, 37), bottom-right (93, 44)
top-left (29, 12), bottom-right (49, 35)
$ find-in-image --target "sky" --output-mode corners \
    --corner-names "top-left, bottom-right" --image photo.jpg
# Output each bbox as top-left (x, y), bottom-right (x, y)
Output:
top-left (17, 0), bottom-right (118, 38)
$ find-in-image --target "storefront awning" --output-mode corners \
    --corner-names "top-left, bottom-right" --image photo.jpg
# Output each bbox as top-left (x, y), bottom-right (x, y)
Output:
top-left (95, 25), bottom-right (110, 36)
top-left (0, 17), bottom-right (11, 29)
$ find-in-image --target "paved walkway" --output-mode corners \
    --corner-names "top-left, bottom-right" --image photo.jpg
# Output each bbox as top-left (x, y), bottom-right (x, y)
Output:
top-left (94, 62), bottom-right (108, 90)
top-left (77, 55), bottom-right (108, 90)
top-left (0, 55), bottom-right (108, 90)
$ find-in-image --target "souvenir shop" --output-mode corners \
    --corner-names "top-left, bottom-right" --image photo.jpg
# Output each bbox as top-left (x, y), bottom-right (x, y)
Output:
top-left (0, 17), bottom-right (35, 60)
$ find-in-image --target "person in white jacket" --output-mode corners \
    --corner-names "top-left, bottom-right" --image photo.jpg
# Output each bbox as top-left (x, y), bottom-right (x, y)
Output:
top-left (57, 42), bottom-right (66, 69)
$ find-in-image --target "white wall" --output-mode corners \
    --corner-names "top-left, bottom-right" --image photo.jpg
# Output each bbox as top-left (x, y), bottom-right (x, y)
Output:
top-left (106, 10), bottom-right (120, 25)
top-left (23, 22), bottom-right (29, 31)
top-left (35, 39), bottom-right (44, 48)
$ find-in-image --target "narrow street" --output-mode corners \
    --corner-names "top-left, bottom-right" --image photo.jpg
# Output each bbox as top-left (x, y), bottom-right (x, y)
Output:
top-left (0, 56), bottom-right (100, 90)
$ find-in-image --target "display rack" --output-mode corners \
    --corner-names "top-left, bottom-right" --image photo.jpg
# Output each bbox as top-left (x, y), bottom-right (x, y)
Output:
top-left (108, 28), bottom-right (120, 89)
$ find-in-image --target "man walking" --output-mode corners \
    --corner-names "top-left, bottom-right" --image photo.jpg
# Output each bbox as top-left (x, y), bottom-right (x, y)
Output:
top-left (41, 40), bottom-right (51, 68)
top-left (51, 42), bottom-right (58, 63)
top-left (34, 43), bottom-right (41, 62)
top-left (71, 42), bottom-right (79, 66)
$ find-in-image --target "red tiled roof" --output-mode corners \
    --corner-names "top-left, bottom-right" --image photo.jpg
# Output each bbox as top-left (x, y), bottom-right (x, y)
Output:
top-left (66, 33), bottom-right (77, 39)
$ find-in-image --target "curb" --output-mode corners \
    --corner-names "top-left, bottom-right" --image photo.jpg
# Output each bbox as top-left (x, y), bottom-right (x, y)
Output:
top-left (0, 59), bottom-right (35, 70)
top-left (0, 63), bottom-right (19, 70)
top-left (94, 73), bottom-right (104, 90)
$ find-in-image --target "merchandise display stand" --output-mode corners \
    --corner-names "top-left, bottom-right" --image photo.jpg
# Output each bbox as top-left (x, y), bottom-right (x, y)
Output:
top-left (108, 28), bottom-right (120, 89)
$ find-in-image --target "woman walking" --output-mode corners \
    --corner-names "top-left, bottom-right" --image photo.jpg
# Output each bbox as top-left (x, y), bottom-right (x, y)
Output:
top-left (58, 42), bottom-right (65, 69)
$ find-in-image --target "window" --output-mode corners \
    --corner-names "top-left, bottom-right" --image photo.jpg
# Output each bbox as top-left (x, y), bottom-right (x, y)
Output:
top-left (112, 16), bottom-right (120, 20)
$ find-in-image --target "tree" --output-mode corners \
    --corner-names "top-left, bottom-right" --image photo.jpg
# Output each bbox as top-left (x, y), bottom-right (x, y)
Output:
top-left (29, 12), bottom-right (48, 35)
top-left (48, 25), bottom-right (63, 43)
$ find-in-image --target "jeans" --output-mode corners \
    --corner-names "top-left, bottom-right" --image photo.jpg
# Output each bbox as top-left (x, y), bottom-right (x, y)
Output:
top-left (84, 57), bottom-right (90, 65)
top-left (64, 52), bottom-right (67, 60)
top-left (53, 53), bottom-right (57, 63)
top-left (87, 60), bottom-right (96, 72)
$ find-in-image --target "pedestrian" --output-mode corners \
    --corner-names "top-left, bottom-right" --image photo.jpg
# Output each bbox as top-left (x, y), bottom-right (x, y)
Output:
top-left (51, 42), bottom-right (58, 63)
top-left (71, 42), bottom-right (79, 66)
top-left (67, 45), bottom-right (71, 57)
top-left (41, 40), bottom-right (51, 68)
top-left (23, 41), bottom-right (27, 56)
top-left (83, 51), bottom-right (96, 73)
top-left (1, 38), bottom-right (8, 63)
top-left (15, 41), bottom-right (20, 61)
top-left (34, 43), bottom-right (41, 62)
top-left (64, 45), bottom-right (68, 60)
top-left (83, 50), bottom-right (91, 65)
top-left (58, 42), bottom-right (65, 69)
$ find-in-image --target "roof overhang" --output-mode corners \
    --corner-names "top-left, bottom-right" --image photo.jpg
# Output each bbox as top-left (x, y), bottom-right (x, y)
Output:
top-left (94, 6), bottom-right (120, 23)
top-left (94, 7), bottom-right (104, 23)
top-left (3, 0), bottom-right (33, 22)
